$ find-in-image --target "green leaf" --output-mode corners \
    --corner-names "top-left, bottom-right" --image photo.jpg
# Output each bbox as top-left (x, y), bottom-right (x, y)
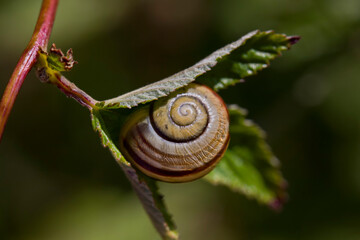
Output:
top-left (213, 78), bottom-right (243, 92)
top-left (197, 31), bottom-right (299, 90)
top-left (205, 105), bottom-right (287, 209)
top-left (89, 30), bottom-right (298, 237)
top-left (91, 109), bottom-right (178, 240)
top-left (97, 30), bottom-right (299, 109)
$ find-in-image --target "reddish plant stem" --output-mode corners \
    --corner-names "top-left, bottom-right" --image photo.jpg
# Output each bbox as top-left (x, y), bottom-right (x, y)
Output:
top-left (0, 0), bottom-right (59, 142)
top-left (53, 73), bottom-right (97, 109)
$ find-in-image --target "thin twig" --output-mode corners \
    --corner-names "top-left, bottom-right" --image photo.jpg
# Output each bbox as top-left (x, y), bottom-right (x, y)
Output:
top-left (53, 73), bottom-right (98, 109)
top-left (0, 0), bottom-right (59, 142)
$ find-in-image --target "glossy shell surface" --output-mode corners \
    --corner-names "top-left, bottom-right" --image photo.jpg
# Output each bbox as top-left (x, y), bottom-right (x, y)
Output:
top-left (119, 83), bottom-right (230, 182)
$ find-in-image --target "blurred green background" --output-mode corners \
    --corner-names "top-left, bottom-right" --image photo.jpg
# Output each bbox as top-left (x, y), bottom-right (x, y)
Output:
top-left (1, 0), bottom-right (360, 239)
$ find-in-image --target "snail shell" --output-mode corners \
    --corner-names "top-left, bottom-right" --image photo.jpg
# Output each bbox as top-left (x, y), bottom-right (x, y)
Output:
top-left (119, 83), bottom-right (230, 182)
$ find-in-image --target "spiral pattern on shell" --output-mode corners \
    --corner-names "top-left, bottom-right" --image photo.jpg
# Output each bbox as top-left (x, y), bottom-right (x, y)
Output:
top-left (119, 83), bottom-right (230, 182)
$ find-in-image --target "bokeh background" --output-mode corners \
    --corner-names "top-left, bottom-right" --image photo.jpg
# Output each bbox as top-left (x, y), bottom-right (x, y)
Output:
top-left (1, 0), bottom-right (360, 239)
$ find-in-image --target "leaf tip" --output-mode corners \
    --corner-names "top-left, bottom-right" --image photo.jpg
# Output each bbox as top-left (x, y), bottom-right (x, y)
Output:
top-left (269, 197), bottom-right (285, 211)
top-left (269, 179), bottom-right (289, 211)
top-left (287, 35), bottom-right (301, 45)
top-left (165, 230), bottom-right (179, 240)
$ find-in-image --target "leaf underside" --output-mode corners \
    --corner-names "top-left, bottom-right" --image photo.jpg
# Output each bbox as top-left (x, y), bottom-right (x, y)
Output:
top-left (91, 109), bottom-right (178, 240)
top-left (90, 30), bottom-right (299, 239)
top-left (97, 30), bottom-right (299, 109)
